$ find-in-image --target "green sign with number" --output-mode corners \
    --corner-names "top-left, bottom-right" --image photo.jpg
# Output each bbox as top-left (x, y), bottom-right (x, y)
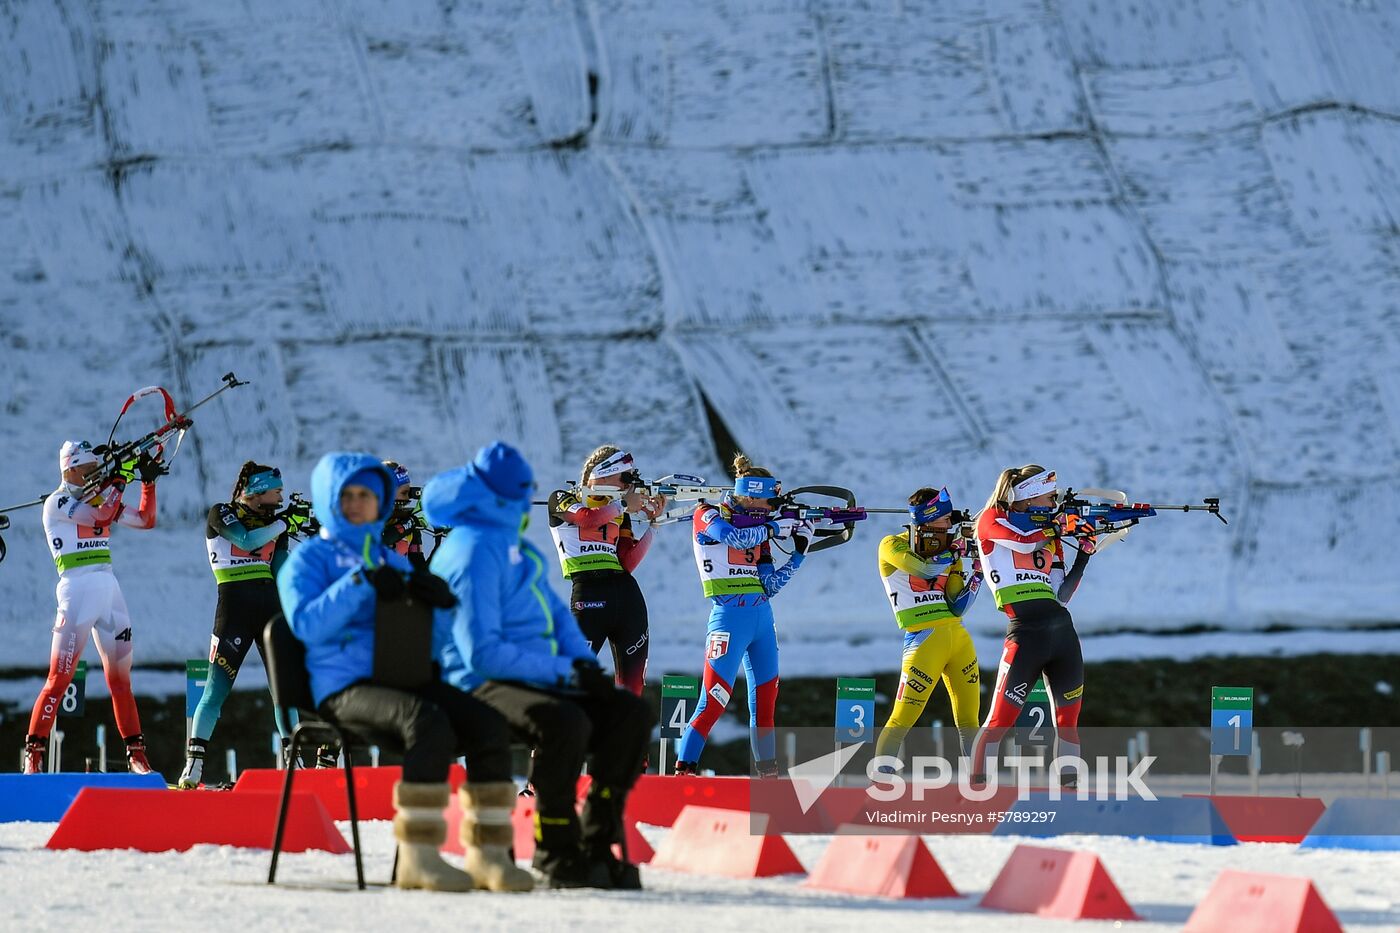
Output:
top-left (660, 674), bottom-right (700, 739)
top-left (1210, 686), bottom-right (1254, 756)
top-left (59, 661), bottom-right (87, 718)
top-left (836, 677), bottom-right (876, 743)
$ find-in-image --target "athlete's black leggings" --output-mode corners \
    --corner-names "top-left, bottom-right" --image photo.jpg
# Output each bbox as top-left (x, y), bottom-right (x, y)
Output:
top-left (970, 601), bottom-right (1085, 768)
top-left (190, 581), bottom-right (281, 742)
top-left (570, 570), bottom-right (649, 695)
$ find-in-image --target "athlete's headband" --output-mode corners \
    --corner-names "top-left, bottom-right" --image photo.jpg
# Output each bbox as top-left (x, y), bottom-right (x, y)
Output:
top-left (244, 468), bottom-right (284, 496)
top-left (588, 450), bottom-right (635, 481)
top-left (910, 488), bottom-right (953, 525)
top-left (734, 475), bottom-right (780, 500)
top-left (59, 440), bottom-right (99, 473)
top-left (1010, 469), bottom-right (1057, 502)
top-left (386, 462), bottom-right (411, 488)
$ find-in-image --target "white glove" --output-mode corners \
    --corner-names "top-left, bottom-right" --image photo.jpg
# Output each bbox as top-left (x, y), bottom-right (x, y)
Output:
top-left (771, 516), bottom-right (803, 538)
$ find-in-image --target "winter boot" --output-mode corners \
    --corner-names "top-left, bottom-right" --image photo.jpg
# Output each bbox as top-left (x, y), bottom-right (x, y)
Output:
top-left (532, 809), bottom-right (610, 889)
top-left (178, 739), bottom-right (206, 789)
top-left (457, 783), bottom-right (534, 892)
top-left (124, 734), bottom-right (154, 775)
top-left (580, 784), bottom-right (642, 890)
top-left (21, 735), bottom-right (47, 775)
top-left (392, 781), bottom-right (474, 892)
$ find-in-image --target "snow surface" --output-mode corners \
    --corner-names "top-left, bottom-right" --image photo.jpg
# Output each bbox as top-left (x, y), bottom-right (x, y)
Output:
top-left (2, 819), bottom-right (1399, 931)
top-left (3, 0), bottom-right (1400, 674)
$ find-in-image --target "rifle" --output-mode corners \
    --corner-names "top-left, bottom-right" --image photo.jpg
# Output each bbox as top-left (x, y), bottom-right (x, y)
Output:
top-left (0, 372), bottom-right (249, 519)
top-left (771, 486), bottom-right (908, 554)
top-left (1024, 486), bottom-right (1226, 551)
top-left (283, 492), bottom-right (321, 539)
top-left (534, 474), bottom-right (734, 525)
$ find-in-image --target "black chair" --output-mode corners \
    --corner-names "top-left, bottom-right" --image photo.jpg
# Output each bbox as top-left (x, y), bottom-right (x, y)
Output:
top-left (263, 613), bottom-right (371, 890)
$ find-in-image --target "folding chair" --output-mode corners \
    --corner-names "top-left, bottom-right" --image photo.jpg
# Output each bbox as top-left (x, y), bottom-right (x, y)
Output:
top-left (262, 613), bottom-right (374, 889)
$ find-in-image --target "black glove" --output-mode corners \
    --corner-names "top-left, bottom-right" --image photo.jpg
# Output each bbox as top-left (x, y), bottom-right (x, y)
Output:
top-left (793, 531), bottom-right (810, 554)
top-left (136, 452), bottom-right (168, 483)
top-left (368, 564), bottom-right (406, 600)
top-left (407, 568), bottom-right (457, 609)
top-left (571, 658), bottom-right (614, 699)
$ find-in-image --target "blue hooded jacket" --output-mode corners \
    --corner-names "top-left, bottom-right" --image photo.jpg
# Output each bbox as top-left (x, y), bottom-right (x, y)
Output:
top-left (423, 462), bottom-right (593, 692)
top-left (276, 452), bottom-right (410, 705)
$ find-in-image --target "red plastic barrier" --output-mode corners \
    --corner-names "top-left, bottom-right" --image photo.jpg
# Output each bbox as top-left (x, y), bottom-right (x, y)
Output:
top-left (1184, 795), bottom-right (1325, 843)
top-left (1184, 870), bottom-right (1342, 933)
top-left (232, 764), bottom-right (467, 820)
top-left (804, 829), bottom-right (958, 898)
top-left (46, 788), bottom-right (349, 854)
top-left (979, 844), bottom-right (1137, 921)
top-left (628, 774), bottom-right (833, 832)
top-left (650, 805), bottom-right (805, 878)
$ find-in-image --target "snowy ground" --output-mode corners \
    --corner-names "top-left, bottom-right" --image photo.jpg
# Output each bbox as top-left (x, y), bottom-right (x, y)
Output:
top-left (3, 819), bottom-right (1399, 932)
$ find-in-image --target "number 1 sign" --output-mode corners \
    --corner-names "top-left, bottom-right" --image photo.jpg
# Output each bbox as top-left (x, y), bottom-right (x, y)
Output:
top-left (1210, 686), bottom-right (1253, 756)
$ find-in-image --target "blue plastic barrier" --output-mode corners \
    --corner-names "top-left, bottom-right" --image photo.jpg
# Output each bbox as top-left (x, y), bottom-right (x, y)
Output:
top-left (0, 773), bottom-right (169, 822)
top-left (1298, 798), bottom-right (1400, 851)
top-left (991, 795), bottom-right (1236, 845)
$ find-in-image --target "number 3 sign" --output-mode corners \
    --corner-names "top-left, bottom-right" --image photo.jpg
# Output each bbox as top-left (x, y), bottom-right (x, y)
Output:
top-left (836, 677), bottom-right (876, 743)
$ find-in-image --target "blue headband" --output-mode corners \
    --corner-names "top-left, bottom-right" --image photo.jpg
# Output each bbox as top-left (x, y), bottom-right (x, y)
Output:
top-left (909, 488), bottom-right (952, 525)
top-left (244, 469), bottom-right (283, 496)
top-left (734, 475), bottom-right (779, 499)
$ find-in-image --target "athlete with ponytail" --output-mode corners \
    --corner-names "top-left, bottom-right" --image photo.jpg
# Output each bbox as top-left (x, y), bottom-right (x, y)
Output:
top-left (968, 465), bottom-right (1093, 782)
top-left (178, 461), bottom-right (314, 788)
top-left (546, 446), bottom-right (666, 695)
top-left (674, 454), bottom-right (810, 777)
top-left (874, 487), bottom-right (983, 767)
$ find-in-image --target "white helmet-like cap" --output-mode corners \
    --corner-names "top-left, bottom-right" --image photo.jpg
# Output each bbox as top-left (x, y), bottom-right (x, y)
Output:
top-left (59, 440), bottom-right (100, 474)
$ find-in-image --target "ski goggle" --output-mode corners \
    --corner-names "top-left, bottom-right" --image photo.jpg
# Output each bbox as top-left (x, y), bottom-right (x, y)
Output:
top-left (589, 450), bottom-right (635, 481)
top-left (734, 475), bottom-right (780, 500)
top-left (244, 469), bottom-right (283, 496)
top-left (909, 488), bottom-right (953, 526)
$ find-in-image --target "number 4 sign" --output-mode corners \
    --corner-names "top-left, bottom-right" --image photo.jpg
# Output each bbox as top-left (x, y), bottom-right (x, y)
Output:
top-left (659, 674), bottom-right (700, 739)
top-left (58, 661), bottom-right (87, 718)
top-left (836, 677), bottom-right (876, 743)
top-left (1210, 686), bottom-right (1253, 756)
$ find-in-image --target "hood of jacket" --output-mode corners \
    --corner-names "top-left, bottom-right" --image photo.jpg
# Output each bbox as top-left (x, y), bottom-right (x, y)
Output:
top-left (421, 463), bottom-right (529, 532)
top-left (310, 451), bottom-right (397, 555)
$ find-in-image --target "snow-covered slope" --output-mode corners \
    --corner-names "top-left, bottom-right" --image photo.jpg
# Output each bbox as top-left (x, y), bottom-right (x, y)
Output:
top-left (2, 0), bottom-right (1398, 673)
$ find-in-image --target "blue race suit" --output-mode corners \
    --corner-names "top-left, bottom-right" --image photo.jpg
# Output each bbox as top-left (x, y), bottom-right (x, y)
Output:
top-left (675, 500), bottom-right (803, 765)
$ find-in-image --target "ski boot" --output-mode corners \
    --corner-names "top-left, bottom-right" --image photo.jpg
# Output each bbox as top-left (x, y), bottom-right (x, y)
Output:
top-left (673, 760), bottom-right (699, 776)
top-left (178, 739), bottom-right (206, 789)
top-left (315, 744), bottom-right (339, 768)
top-left (124, 734), bottom-right (154, 775)
top-left (21, 735), bottom-right (47, 775)
top-left (755, 758), bottom-right (781, 779)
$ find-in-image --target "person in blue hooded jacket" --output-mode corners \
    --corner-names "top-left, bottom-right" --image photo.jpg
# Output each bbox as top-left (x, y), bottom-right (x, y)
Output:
top-left (276, 451), bottom-right (529, 893)
top-left (424, 442), bottom-right (653, 891)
